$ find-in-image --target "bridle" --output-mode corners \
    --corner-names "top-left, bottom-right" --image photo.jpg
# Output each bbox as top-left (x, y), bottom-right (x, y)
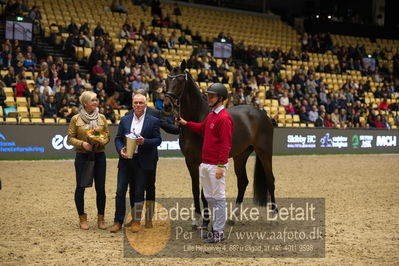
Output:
top-left (164, 70), bottom-right (189, 118)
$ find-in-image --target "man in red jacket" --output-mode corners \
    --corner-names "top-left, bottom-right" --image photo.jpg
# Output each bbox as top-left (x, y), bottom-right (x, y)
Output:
top-left (177, 83), bottom-right (234, 243)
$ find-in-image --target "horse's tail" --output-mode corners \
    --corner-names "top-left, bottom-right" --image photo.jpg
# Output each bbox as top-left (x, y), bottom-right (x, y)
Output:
top-left (253, 155), bottom-right (271, 206)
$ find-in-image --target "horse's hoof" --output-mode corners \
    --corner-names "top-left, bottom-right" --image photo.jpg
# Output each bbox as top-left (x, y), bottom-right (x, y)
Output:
top-left (227, 219), bottom-right (235, 226)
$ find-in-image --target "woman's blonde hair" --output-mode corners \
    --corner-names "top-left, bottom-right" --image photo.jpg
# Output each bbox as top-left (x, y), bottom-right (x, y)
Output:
top-left (79, 91), bottom-right (97, 106)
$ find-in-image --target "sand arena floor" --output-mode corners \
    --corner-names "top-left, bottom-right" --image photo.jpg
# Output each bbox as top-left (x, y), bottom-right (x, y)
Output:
top-left (0, 154), bottom-right (398, 265)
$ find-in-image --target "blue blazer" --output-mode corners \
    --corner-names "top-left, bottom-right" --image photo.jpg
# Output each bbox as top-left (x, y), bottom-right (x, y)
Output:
top-left (115, 113), bottom-right (161, 170)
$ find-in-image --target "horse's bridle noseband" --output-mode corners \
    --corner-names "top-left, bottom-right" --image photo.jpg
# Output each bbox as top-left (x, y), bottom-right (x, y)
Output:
top-left (165, 71), bottom-right (188, 99)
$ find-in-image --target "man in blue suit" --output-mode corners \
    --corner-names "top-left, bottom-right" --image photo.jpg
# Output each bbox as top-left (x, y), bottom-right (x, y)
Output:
top-left (125, 89), bottom-right (180, 229)
top-left (110, 94), bottom-right (161, 233)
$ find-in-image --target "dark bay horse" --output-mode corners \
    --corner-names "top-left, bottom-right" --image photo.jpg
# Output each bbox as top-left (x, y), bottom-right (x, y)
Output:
top-left (164, 60), bottom-right (277, 229)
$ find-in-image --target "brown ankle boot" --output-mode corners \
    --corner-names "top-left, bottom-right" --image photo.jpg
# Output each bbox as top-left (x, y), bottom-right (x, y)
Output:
top-left (145, 201), bottom-right (154, 228)
top-left (131, 221), bottom-right (141, 232)
top-left (109, 223), bottom-right (122, 233)
top-left (130, 203), bottom-right (144, 233)
top-left (79, 214), bottom-right (89, 230)
top-left (97, 215), bottom-right (106, 230)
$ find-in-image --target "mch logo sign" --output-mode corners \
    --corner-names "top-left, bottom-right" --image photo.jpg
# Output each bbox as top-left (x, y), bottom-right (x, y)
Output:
top-left (375, 136), bottom-right (397, 147)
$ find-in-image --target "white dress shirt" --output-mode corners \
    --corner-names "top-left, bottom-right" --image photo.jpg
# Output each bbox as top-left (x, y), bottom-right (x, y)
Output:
top-left (130, 109), bottom-right (146, 153)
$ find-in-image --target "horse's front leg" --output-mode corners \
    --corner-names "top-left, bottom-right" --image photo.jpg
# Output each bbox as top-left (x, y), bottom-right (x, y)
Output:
top-left (185, 158), bottom-right (201, 230)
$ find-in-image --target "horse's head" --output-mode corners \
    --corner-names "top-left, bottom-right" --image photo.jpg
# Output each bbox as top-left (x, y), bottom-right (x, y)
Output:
top-left (163, 59), bottom-right (188, 116)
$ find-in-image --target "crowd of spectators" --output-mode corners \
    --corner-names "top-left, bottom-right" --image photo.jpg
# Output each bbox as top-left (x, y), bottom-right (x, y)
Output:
top-left (1, 0), bottom-right (398, 129)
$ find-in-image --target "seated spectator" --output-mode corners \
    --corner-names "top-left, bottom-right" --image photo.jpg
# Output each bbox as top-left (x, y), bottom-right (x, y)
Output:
top-left (339, 108), bottom-right (348, 125)
top-left (83, 32), bottom-right (95, 49)
top-left (167, 32), bottom-right (179, 49)
top-left (178, 32), bottom-right (189, 45)
top-left (279, 91), bottom-right (289, 107)
top-left (79, 22), bottom-right (90, 35)
top-left (156, 31), bottom-right (168, 48)
top-left (66, 106), bottom-right (79, 122)
top-left (23, 52), bottom-right (36, 71)
top-left (29, 5), bottom-right (41, 35)
top-left (374, 115), bottom-right (385, 128)
top-left (285, 102), bottom-right (295, 115)
top-left (252, 91), bottom-right (263, 109)
top-left (4, 66), bottom-right (17, 87)
top-left (155, 92), bottom-right (165, 110)
top-left (315, 112), bottom-right (326, 127)
top-left (186, 55), bottom-right (199, 69)
top-left (67, 18), bottom-right (79, 36)
top-left (43, 95), bottom-right (58, 118)
top-left (132, 75), bottom-right (147, 92)
top-left (103, 105), bottom-right (116, 123)
top-left (379, 98), bottom-right (389, 110)
top-left (308, 105), bottom-right (319, 123)
top-left (108, 91), bottom-right (122, 110)
top-left (92, 60), bottom-right (106, 84)
top-left (1, 49), bottom-right (13, 70)
top-left (173, 3), bottom-right (182, 16)
top-left (161, 14), bottom-right (171, 28)
top-left (55, 86), bottom-right (67, 107)
top-left (66, 87), bottom-right (79, 107)
top-left (306, 74), bottom-right (318, 95)
top-left (120, 24), bottom-right (130, 39)
top-left (82, 73), bottom-right (93, 90)
top-left (324, 114), bottom-right (334, 128)
top-left (15, 77), bottom-right (28, 97)
top-left (111, 0), bottom-right (127, 13)
top-left (266, 86), bottom-right (278, 99)
top-left (129, 24), bottom-right (138, 40)
top-left (57, 99), bottom-right (69, 118)
top-left (154, 52), bottom-right (165, 66)
top-left (299, 106), bottom-right (310, 123)
top-left (151, 15), bottom-right (162, 27)
top-left (94, 81), bottom-right (104, 95)
top-left (94, 22), bottom-right (106, 37)
top-left (271, 114), bottom-right (279, 127)
top-left (0, 85), bottom-right (6, 108)
top-left (49, 71), bottom-right (59, 88)
top-left (59, 63), bottom-right (72, 84)
top-left (73, 78), bottom-right (85, 93)
top-left (331, 108), bottom-right (340, 125)
top-left (76, 32), bottom-right (86, 47)
top-left (382, 115), bottom-right (391, 129)
top-left (97, 89), bottom-right (108, 106)
top-left (235, 88), bottom-right (245, 105)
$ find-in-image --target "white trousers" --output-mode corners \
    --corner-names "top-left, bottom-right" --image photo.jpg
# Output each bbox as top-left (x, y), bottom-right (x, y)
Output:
top-left (200, 163), bottom-right (227, 233)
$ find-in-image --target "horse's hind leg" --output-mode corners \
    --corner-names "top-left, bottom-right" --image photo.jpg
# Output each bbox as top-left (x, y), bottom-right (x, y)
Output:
top-left (229, 147), bottom-right (253, 224)
top-left (233, 147), bottom-right (253, 204)
top-left (253, 147), bottom-right (277, 212)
